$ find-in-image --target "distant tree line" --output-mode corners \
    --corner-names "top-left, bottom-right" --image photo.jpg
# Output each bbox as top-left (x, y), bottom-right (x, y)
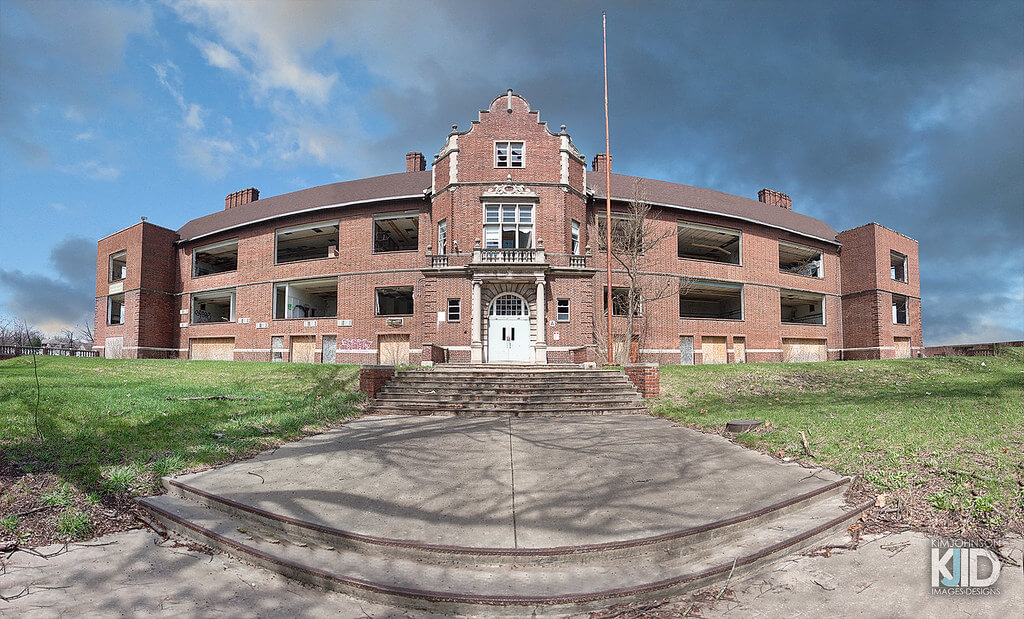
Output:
top-left (0, 313), bottom-right (93, 349)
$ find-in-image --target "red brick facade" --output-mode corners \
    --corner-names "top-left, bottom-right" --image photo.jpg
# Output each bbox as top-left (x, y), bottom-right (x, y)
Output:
top-left (94, 92), bottom-right (921, 364)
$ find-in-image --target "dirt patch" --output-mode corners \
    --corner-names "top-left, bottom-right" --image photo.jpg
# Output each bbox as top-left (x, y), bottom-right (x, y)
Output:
top-left (718, 372), bottom-right (836, 397)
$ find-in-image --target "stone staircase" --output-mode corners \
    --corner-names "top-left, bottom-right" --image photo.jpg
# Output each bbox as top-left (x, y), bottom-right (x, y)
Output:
top-left (363, 365), bottom-right (648, 416)
top-left (138, 475), bottom-right (869, 615)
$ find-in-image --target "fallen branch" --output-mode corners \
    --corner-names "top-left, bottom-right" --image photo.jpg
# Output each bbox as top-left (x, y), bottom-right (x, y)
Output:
top-left (716, 557), bottom-right (738, 601)
top-left (14, 505), bottom-right (53, 518)
top-left (166, 395), bottom-right (261, 402)
top-left (799, 430), bottom-right (814, 458)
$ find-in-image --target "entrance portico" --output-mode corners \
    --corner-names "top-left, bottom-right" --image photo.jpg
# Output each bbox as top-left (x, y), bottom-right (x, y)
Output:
top-left (470, 257), bottom-right (547, 364)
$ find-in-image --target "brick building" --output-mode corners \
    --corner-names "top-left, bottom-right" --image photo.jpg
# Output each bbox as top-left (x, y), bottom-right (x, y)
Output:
top-left (94, 91), bottom-right (922, 365)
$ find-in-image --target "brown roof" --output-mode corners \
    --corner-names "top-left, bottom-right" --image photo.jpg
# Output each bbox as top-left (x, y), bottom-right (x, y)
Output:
top-left (177, 171), bottom-right (432, 242)
top-left (588, 173), bottom-right (839, 244)
top-left (177, 169), bottom-right (838, 245)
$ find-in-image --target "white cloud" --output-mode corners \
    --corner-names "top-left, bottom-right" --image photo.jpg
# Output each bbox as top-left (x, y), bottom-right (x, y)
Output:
top-left (179, 137), bottom-right (239, 179)
top-left (190, 36), bottom-right (244, 73)
top-left (153, 61), bottom-right (205, 131)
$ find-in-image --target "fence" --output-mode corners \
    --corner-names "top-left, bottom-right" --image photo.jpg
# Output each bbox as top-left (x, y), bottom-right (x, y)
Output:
top-left (0, 346), bottom-right (100, 360)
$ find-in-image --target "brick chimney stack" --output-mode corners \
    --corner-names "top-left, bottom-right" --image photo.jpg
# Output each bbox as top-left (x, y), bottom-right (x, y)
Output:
top-left (225, 187), bottom-right (259, 210)
top-left (758, 188), bottom-right (792, 210)
top-left (592, 153), bottom-right (611, 173)
top-left (406, 152), bottom-right (426, 172)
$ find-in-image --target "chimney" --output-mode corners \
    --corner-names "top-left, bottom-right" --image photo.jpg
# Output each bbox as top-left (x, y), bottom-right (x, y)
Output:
top-left (406, 152), bottom-right (426, 172)
top-left (225, 187), bottom-right (259, 210)
top-left (758, 188), bottom-right (792, 210)
top-left (592, 153), bottom-right (611, 173)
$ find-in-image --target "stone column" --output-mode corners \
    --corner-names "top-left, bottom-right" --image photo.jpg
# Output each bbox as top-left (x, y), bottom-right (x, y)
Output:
top-left (471, 280), bottom-right (483, 363)
top-left (534, 279), bottom-right (547, 364)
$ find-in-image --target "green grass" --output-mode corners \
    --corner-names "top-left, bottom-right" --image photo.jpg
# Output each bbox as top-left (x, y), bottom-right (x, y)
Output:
top-left (54, 508), bottom-right (93, 539)
top-left (0, 357), bottom-right (364, 498)
top-left (652, 348), bottom-right (1024, 534)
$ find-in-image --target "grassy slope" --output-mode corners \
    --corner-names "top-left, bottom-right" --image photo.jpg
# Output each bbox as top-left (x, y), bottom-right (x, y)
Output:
top-left (651, 348), bottom-right (1024, 535)
top-left (1, 356), bottom-right (362, 542)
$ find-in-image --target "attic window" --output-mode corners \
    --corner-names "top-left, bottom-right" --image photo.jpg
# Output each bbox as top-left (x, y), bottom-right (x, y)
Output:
top-left (373, 212), bottom-right (419, 252)
top-left (193, 239), bottom-right (238, 277)
top-left (779, 241), bottom-right (823, 278)
top-left (109, 250), bottom-right (127, 282)
top-left (891, 251), bottom-right (908, 282)
top-left (678, 223), bottom-right (740, 265)
top-left (275, 221), bottom-right (339, 264)
top-left (495, 141), bottom-right (524, 168)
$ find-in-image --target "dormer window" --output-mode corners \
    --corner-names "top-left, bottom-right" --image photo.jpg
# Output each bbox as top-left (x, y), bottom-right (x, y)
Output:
top-left (495, 141), bottom-right (524, 168)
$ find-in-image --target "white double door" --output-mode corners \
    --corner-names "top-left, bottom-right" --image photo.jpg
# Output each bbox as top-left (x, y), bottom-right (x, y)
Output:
top-left (487, 316), bottom-right (531, 362)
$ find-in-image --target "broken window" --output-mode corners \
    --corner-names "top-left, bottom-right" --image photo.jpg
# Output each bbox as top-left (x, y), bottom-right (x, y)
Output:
top-left (557, 298), bottom-right (570, 322)
top-left (191, 289), bottom-right (235, 324)
top-left (677, 222), bottom-right (740, 264)
top-left (778, 241), bottom-right (822, 278)
top-left (483, 203), bottom-right (534, 249)
top-left (107, 293), bottom-right (125, 325)
top-left (596, 214), bottom-right (642, 253)
top-left (892, 294), bottom-right (908, 324)
top-left (373, 212), bottom-right (419, 252)
top-left (495, 141), bottom-right (524, 168)
top-left (193, 239), bottom-right (238, 277)
top-left (780, 289), bottom-right (825, 325)
top-left (447, 298), bottom-right (461, 322)
top-left (275, 221), bottom-right (339, 264)
top-left (604, 287), bottom-right (641, 316)
top-left (891, 251), bottom-right (908, 282)
top-left (437, 219), bottom-right (447, 254)
top-left (571, 220), bottom-right (581, 255)
top-left (273, 279), bottom-right (338, 320)
top-left (109, 250), bottom-right (127, 282)
top-left (376, 286), bottom-right (414, 316)
top-left (679, 281), bottom-right (744, 320)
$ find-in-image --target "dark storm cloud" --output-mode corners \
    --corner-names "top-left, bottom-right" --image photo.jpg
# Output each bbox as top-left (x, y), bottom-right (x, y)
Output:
top-left (0, 237), bottom-right (96, 328)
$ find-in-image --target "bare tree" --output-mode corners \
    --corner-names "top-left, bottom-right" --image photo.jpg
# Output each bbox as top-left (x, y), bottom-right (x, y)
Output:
top-left (57, 327), bottom-right (77, 349)
top-left (76, 321), bottom-right (94, 347)
top-left (598, 179), bottom-right (691, 364)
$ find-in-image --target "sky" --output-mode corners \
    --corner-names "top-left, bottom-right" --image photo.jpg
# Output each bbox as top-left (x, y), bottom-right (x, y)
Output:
top-left (1, 0), bottom-right (1021, 345)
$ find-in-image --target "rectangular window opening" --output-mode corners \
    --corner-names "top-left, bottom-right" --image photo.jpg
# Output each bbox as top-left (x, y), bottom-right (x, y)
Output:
top-left (495, 141), bottom-right (524, 168)
top-left (273, 278), bottom-right (338, 320)
top-left (193, 240), bottom-right (238, 277)
top-left (892, 294), bottom-right (908, 325)
top-left (596, 214), bottom-right (643, 253)
top-left (373, 212), bottom-right (419, 252)
top-left (437, 219), bottom-right (447, 254)
top-left (556, 298), bottom-right (570, 322)
top-left (677, 222), bottom-right (740, 264)
top-left (107, 293), bottom-right (125, 325)
top-left (571, 220), bottom-right (581, 255)
top-left (891, 251), bottom-right (908, 282)
top-left (192, 289), bottom-right (235, 324)
top-left (780, 290), bottom-right (825, 325)
top-left (778, 241), bottom-right (822, 278)
top-left (376, 286), bottom-right (414, 316)
top-left (483, 203), bottom-right (534, 249)
top-left (679, 281), bottom-right (743, 320)
top-left (447, 298), bottom-right (461, 322)
top-left (109, 250), bottom-right (127, 282)
top-left (276, 221), bottom-right (339, 264)
top-left (604, 287), bottom-right (641, 316)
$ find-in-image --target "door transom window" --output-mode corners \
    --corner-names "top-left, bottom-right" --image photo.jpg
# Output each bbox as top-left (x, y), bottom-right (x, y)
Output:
top-left (489, 294), bottom-right (528, 316)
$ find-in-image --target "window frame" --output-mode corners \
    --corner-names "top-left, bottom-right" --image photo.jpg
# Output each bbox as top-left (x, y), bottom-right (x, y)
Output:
top-left (677, 221), bottom-right (742, 265)
top-left (107, 293), bottom-right (125, 325)
top-left (556, 298), bottom-right (570, 322)
top-left (192, 239), bottom-right (239, 278)
top-left (108, 250), bottom-right (127, 283)
top-left (778, 240), bottom-right (823, 279)
top-left (571, 220), bottom-right (581, 255)
top-left (596, 213), bottom-right (643, 254)
top-left (447, 297), bottom-right (461, 322)
top-left (494, 140), bottom-right (525, 168)
top-left (190, 288), bottom-right (236, 325)
top-left (375, 286), bottom-right (415, 316)
top-left (437, 219), bottom-right (447, 254)
top-left (679, 280), bottom-right (745, 321)
top-left (779, 289), bottom-right (826, 326)
top-left (274, 220), bottom-right (339, 265)
top-left (273, 278), bottom-right (339, 320)
top-left (890, 251), bottom-right (908, 283)
top-left (604, 286), bottom-right (642, 317)
top-left (372, 211), bottom-right (420, 254)
top-left (892, 293), bottom-right (909, 325)
top-left (483, 202), bottom-right (535, 249)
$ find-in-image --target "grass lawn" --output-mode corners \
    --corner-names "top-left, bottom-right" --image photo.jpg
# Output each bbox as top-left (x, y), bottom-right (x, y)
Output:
top-left (0, 356), bottom-right (363, 545)
top-left (651, 348), bottom-right (1024, 537)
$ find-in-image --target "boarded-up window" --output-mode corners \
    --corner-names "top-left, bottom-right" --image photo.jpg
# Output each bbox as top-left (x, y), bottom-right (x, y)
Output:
top-left (782, 338), bottom-right (827, 363)
top-left (680, 336), bottom-right (694, 365)
top-left (290, 335), bottom-right (315, 364)
top-left (104, 337), bottom-right (124, 359)
top-left (702, 336), bottom-right (727, 364)
top-left (271, 336), bottom-right (285, 362)
top-left (733, 337), bottom-right (746, 363)
top-left (894, 337), bottom-right (911, 359)
top-left (378, 334), bottom-right (410, 365)
top-left (189, 337), bottom-right (235, 361)
top-left (322, 335), bottom-right (337, 364)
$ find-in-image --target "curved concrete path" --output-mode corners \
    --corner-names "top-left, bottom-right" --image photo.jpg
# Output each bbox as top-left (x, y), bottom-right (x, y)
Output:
top-left (170, 414), bottom-right (844, 549)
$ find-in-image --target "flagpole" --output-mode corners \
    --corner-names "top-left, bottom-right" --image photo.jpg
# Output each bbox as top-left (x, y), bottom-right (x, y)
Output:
top-left (603, 12), bottom-right (614, 365)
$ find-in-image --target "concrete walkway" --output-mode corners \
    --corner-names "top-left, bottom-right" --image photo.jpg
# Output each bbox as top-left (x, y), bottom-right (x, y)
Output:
top-left (170, 415), bottom-right (844, 548)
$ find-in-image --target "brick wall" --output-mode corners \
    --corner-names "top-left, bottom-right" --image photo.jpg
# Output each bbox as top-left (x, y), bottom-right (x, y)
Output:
top-left (359, 365), bottom-right (395, 397)
top-left (624, 364), bottom-right (660, 398)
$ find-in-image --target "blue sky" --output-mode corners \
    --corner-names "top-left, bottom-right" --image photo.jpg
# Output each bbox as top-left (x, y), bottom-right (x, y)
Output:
top-left (1, 0), bottom-right (1022, 345)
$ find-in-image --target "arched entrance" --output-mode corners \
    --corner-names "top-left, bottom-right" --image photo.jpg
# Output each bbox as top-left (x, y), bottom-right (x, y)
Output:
top-left (487, 293), bottom-right (531, 362)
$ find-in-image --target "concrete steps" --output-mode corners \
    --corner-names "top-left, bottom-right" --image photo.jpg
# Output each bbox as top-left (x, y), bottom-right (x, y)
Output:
top-left (365, 366), bottom-right (647, 416)
top-left (138, 476), bottom-right (869, 615)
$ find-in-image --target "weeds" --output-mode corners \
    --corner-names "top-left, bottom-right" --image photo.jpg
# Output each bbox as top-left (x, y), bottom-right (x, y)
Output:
top-left (55, 508), bottom-right (93, 539)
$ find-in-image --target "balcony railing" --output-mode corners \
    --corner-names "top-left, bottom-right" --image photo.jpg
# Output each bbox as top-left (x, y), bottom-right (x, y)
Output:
top-left (476, 248), bottom-right (540, 263)
top-left (426, 242), bottom-right (592, 268)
